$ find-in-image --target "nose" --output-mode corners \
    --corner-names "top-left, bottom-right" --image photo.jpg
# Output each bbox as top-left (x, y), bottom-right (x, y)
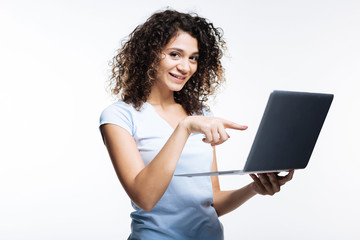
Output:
top-left (177, 59), bottom-right (190, 74)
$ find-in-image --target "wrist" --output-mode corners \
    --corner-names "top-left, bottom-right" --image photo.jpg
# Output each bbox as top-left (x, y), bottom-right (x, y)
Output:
top-left (178, 117), bottom-right (192, 135)
top-left (178, 117), bottom-right (192, 136)
top-left (247, 182), bottom-right (258, 196)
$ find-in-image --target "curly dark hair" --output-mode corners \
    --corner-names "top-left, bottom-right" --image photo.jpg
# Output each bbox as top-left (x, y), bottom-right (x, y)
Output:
top-left (109, 9), bottom-right (226, 115)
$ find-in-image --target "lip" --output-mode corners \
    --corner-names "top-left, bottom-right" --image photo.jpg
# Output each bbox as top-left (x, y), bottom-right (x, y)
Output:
top-left (169, 72), bottom-right (187, 81)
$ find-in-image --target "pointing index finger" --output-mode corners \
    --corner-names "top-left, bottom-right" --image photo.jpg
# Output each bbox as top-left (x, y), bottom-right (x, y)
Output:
top-left (223, 120), bottom-right (248, 130)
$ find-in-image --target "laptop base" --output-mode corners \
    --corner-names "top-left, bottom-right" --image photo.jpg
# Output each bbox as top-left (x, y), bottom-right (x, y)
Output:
top-left (174, 169), bottom-right (292, 177)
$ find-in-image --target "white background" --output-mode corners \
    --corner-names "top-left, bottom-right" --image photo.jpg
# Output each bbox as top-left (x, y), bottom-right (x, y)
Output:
top-left (1, 0), bottom-right (359, 239)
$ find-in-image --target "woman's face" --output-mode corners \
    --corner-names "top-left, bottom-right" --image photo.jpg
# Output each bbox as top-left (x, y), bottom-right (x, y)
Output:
top-left (154, 31), bottom-right (199, 93)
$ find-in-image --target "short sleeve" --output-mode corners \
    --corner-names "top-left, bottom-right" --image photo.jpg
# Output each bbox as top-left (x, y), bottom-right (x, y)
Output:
top-left (201, 107), bottom-right (214, 117)
top-left (99, 102), bottom-right (135, 143)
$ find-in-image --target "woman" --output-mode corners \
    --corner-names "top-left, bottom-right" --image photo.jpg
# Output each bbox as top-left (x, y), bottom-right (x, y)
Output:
top-left (100, 9), bottom-right (294, 240)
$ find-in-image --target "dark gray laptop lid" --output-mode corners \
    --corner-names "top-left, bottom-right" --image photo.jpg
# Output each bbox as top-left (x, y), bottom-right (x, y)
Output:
top-left (243, 90), bottom-right (333, 172)
top-left (174, 90), bottom-right (333, 177)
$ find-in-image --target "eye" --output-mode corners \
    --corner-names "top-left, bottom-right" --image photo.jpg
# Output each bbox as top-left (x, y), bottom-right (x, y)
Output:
top-left (189, 55), bottom-right (199, 62)
top-left (169, 52), bottom-right (180, 58)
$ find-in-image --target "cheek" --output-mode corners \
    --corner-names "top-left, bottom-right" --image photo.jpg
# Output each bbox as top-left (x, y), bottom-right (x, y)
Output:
top-left (156, 63), bottom-right (168, 75)
top-left (159, 59), bottom-right (175, 72)
top-left (192, 66), bottom-right (197, 74)
top-left (192, 64), bottom-right (198, 74)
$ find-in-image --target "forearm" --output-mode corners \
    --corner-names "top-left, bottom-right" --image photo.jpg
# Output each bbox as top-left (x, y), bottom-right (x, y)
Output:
top-left (132, 121), bottom-right (190, 211)
top-left (212, 183), bottom-right (257, 217)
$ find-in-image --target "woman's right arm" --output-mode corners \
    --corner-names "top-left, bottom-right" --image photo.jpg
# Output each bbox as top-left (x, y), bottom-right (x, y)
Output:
top-left (101, 117), bottom-right (246, 211)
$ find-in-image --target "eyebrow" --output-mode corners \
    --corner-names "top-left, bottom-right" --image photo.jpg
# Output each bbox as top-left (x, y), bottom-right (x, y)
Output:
top-left (165, 47), bottom-right (199, 55)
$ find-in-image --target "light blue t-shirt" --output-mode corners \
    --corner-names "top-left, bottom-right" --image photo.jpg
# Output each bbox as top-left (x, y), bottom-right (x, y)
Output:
top-left (99, 101), bottom-right (224, 240)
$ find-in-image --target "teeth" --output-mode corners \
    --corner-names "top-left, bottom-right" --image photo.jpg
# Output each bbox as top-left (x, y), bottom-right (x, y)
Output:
top-left (170, 73), bottom-right (185, 79)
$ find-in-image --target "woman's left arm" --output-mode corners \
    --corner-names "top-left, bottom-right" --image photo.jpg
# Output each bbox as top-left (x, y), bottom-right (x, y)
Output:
top-left (211, 147), bottom-right (294, 217)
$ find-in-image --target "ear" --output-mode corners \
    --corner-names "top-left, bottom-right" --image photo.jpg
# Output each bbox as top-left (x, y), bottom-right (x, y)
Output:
top-left (160, 52), bottom-right (166, 60)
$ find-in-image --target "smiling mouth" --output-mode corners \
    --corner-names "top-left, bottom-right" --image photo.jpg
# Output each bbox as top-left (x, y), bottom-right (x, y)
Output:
top-left (169, 73), bottom-right (186, 80)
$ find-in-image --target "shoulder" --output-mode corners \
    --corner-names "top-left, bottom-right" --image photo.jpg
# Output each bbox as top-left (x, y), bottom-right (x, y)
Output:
top-left (101, 101), bottom-right (130, 121)
top-left (99, 101), bottom-right (139, 136)
top-left (100, 100), bottom-right (146, 119)
top-left (101, 100), bottom-right (135, 114)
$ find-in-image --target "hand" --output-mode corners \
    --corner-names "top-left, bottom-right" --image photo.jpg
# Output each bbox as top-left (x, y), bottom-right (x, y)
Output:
top-left (181, 116), bottom-right (247, 146)
top-left (249, 170), bottom-right (294, 196)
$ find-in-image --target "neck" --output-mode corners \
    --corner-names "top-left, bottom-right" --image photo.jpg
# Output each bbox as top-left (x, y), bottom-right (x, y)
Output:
top-left (147, 84), bottom-right (176, 107)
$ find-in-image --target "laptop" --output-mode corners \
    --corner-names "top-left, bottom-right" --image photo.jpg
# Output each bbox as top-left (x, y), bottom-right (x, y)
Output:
top-left (175, 90), bottom-right (334, 177)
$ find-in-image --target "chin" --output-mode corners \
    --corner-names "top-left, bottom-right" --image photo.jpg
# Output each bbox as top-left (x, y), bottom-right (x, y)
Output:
top-left (169, 84), bottom-right (186, 92)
